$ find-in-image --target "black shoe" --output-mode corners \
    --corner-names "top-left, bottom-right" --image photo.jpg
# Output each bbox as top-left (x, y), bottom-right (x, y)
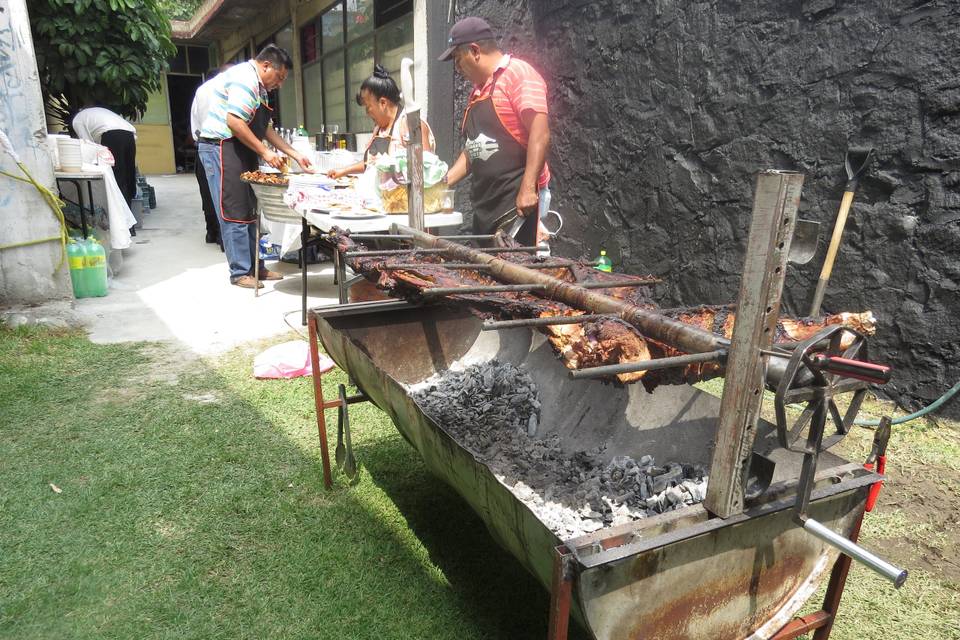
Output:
top-left (205, 233), bottom-right (220, 244)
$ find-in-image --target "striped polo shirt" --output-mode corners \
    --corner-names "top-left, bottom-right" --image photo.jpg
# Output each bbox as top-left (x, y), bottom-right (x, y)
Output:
top-left (199, 61), bottom-right (268, 140)
top-left (468, 54), bottom-right (550, 187)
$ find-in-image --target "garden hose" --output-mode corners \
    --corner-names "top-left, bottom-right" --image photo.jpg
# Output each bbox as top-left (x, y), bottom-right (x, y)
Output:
top-left (856, 380), bottom-right (960, 426)
top-left (0, 129), bottom-right (69, 270)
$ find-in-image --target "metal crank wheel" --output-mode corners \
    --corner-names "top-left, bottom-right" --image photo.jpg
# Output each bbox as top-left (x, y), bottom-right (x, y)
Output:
top-left (774, 325), bottom-right (889, 453)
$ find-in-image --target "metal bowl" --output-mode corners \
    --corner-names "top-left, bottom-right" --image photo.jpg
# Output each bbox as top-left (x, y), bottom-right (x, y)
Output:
top-left (247, 181), bottom-right (301, 224)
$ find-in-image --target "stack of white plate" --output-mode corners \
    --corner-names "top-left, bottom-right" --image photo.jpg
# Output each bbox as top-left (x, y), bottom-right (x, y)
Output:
top-left (288, 173), bottom-right (335, 190)
top-left (57, 138), bottom-right (82, 172)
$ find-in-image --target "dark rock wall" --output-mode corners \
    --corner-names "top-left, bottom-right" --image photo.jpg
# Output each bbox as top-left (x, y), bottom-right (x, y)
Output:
top-left (451, 0), bottom-right (960, 418)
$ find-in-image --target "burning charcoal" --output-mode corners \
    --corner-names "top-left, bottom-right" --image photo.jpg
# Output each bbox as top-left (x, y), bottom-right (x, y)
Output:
top-left (408, 360), bottom-right (710, 539)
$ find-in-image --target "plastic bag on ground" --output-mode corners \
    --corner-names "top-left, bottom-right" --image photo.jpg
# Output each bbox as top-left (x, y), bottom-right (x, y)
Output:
top-left (254, 340), bottom-right (335, 379)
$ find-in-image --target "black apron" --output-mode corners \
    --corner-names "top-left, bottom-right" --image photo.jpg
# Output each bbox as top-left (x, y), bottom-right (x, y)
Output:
top-left (218, 98), bottom-right (271, 223)
top-left (363, 108), bottom-right (402, 163)
top-left (462, 61), bottom-right (536, 242)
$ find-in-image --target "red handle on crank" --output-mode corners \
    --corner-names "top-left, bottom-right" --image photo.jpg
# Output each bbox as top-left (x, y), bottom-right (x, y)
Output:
top-left (864, 454), bottom-right (886, 512)
top-left (809, 354), bottom-right (892, 384)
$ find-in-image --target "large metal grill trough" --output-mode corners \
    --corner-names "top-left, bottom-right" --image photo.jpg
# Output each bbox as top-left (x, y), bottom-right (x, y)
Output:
top-left (310, 302), bottom-right (878, 640)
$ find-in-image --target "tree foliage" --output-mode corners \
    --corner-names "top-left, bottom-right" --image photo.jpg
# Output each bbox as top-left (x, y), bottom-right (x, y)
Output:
top-left (157, 0), bottom-right (204, 21)
top-left (28, 0), bottom-right (177, 123)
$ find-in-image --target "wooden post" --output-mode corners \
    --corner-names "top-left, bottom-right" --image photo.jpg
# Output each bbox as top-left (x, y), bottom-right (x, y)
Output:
top-left (704, 171), bottom-right (804, 518)
top-left (406, 109), bottom-right (425, 231)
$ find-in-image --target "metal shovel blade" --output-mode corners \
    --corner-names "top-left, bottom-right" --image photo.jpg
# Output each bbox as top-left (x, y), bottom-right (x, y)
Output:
top-left (788, 219), bottom-right (820, 264)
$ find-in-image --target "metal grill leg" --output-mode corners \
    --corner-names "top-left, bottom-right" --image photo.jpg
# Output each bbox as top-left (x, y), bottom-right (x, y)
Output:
top-left (547, 545), bottom-right (574, 640)
top-left (308, 313), bottom-right (333, 489)
top-left (771, 512), bottom-right (865, 640)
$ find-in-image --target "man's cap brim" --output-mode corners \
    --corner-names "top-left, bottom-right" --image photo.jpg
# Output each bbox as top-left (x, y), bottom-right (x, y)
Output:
top-left (438, 45), bottom-right (456, 62)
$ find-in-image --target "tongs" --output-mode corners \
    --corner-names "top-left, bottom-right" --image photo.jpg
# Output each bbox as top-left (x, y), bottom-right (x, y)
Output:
top-left (493, 207), bottom-right (525, 238)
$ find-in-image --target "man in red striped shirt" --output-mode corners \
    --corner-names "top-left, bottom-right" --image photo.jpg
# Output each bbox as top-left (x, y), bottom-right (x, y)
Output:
top-left (440, 17), bottom-right (551, 246)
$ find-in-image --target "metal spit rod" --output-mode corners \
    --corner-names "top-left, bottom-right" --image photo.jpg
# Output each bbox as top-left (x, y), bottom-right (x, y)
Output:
top-left (345, 245), bottom-right (547, 258)
top-left (390, 223), bottom-right (729, 356)
top-left (569, 350), bottom-right (727, 379)
top-left (386, 261), bottom-right (589, 271)
top-left (348, 234), bottom-right (496, 241)
top-left (481, 314), bottom-right (612, 330)
top-left (421, 279), bottom-right (658, 297)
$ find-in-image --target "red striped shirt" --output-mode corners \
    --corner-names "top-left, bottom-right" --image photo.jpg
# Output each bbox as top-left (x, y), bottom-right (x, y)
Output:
top-left (469, 54), bottom-right (550, 187)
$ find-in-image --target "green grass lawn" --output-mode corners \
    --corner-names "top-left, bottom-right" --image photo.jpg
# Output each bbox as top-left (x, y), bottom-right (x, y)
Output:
top-left (1, 327), bottom-right (957, 639)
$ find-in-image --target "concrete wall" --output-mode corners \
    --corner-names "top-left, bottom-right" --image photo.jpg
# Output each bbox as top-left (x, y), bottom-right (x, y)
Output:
top-left (0, 0), bottom-right (72, 304)
top-left (453, 0), bottom-right (960, 418)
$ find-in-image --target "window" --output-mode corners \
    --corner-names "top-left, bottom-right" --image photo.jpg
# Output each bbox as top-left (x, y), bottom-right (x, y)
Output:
top-left (301, 0), bottom-right (413, 134)
top-left (170, 44), bottom-right (211, 75)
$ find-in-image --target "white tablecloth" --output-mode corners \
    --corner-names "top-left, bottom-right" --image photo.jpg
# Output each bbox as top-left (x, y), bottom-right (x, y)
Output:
top-left (263, 207), bottom-right (463, 256)
top-left (56, 164), bottom-right (136, 249)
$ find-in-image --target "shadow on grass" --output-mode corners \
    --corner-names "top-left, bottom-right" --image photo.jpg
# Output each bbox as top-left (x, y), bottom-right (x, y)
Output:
top-left (0, 327), bottom-right (553, 640)
top-left (343, 400), bottom-right (593, 640)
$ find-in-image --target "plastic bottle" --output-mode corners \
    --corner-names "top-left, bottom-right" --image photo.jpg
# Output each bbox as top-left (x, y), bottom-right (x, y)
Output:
top-left (296, 124), bottom-right (308, 136)
top-left (595, 249), bottom-right (613, 273)
top-left (84, 237), bottom-right (109, 297)
top-left (67, 239), bottom-right (87, 298)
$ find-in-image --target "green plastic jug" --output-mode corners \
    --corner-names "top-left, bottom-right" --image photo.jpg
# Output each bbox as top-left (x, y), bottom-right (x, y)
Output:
top-left (67, 239), bottom-right (87, 298)
top-left (84, 238), bottom-right (109, 297)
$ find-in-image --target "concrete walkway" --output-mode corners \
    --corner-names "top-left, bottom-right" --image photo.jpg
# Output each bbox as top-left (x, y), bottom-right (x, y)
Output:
top-left (73, 174), bottom-right (339, 353)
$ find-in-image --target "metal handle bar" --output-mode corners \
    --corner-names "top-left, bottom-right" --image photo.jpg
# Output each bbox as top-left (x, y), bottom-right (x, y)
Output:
top-left (807, 354), bottom-right (892, 385)
top-left (802, 516), bottom-right (907, 588)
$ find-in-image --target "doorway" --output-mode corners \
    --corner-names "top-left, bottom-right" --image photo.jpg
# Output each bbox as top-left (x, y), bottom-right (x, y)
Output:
top-left (166, 74), bottom-right (203, 173)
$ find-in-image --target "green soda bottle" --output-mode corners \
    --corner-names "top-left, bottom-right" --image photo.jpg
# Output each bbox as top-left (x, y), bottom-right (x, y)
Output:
top-left (595, 249), bottom-right (613, 273)
top-left (296, 124), bottom-right (308, 136)
top-left (67, 239), bottom-right (87, 298)
top-left (84, 237), bottom-right (109, 297)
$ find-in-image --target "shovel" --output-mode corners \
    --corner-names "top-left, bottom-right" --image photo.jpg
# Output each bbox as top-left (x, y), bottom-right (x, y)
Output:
top-left (808, 148), bottom-right (875, 316)
top-left (336, 384), bottom-right (358, 480)
top-left (788, 219), bottom-right (820, 265)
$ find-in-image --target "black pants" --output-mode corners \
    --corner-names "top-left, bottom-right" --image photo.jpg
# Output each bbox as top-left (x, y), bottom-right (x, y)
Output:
top-left (100, 129), bottom-right (136, 206)
top-left (194, 150), bottom-right (220, 241)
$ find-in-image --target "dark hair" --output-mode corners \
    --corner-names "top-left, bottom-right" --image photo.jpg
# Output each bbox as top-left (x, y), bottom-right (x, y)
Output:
top-left (256, 44), bottom-right (293, 70)
top-left (355, 64), bottom-right (401, 106)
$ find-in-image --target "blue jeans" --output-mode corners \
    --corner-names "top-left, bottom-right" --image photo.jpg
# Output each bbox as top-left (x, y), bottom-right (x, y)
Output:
top-left (198, 142), bottom-right (261, 280)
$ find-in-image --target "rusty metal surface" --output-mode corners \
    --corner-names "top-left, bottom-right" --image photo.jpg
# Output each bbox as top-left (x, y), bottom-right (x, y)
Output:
top-left (312, 304), bottom-right (872, 640)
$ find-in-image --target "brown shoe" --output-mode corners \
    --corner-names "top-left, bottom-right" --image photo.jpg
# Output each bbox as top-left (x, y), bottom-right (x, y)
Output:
top-left (260, 269), bottom-right (284, 281)
top-left (231, 275), bottom-right (263, 289)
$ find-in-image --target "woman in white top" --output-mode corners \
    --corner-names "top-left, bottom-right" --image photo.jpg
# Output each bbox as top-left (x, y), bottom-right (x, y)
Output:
top-left (326, 65), bottom-right (435, 179)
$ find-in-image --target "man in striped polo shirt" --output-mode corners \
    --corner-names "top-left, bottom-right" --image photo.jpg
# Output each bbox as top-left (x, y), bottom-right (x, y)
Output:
top-left (440, 17), bottom-right (551, 247)
top-left (197, 45), bottom-right (313, 289)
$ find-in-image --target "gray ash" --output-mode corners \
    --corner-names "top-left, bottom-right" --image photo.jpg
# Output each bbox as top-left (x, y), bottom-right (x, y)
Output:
top-left (410, 361), bottom-right (708, 539)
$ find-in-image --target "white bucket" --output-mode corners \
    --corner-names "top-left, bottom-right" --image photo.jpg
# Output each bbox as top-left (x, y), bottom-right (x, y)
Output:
top-left (57, 138), bottom-right (82, 172)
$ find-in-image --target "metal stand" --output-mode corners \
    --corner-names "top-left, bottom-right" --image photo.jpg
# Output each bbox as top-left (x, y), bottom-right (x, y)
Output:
top-left (56, 177), bottom-right (98, 239)
top-left (769, 513), bottom-right (865, 640)
top-left (307, 309), bottom-right (370, 488)
top-left (547, 545), bottom-right (575, 640)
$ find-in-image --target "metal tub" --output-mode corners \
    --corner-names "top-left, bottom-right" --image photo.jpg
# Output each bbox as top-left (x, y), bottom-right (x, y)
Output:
top-left (313, 303), bottom-right (876, 640)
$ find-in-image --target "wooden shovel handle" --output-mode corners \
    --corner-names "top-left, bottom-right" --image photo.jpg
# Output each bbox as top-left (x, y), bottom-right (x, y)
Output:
top-left (819, 190), bottom-right (855, 282)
